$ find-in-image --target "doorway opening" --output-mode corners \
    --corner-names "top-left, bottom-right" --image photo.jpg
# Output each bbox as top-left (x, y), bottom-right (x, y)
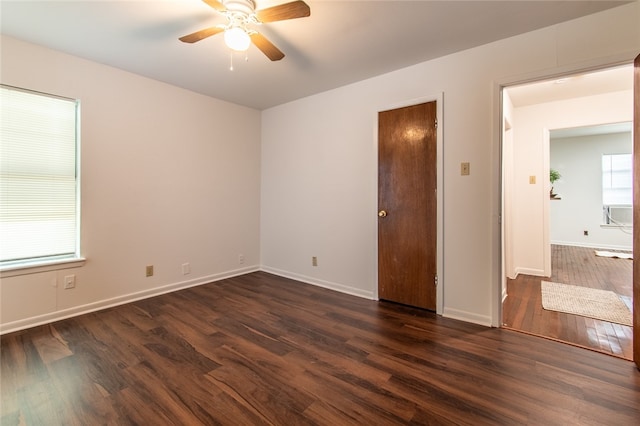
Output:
top-left (500, 65), bottom-right (634, 359)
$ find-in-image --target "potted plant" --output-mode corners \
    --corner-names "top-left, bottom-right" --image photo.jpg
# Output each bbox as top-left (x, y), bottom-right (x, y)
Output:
top-left (550, 168), bottom-right (561, 198)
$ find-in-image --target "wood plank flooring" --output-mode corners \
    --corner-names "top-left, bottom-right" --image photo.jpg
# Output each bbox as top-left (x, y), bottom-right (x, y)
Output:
top-left (502, 244), bottom-right (633, 359)
top-left (2, 271), bottom-right (640, 425)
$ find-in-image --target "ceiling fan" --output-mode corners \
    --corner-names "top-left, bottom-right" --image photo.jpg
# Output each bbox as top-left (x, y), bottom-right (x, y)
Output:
top-left (179, 0), bottom-right (311, 61)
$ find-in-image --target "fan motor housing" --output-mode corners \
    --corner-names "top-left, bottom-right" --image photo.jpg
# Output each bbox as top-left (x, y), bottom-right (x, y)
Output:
top-left (223, 0), bottom-right (256, 16)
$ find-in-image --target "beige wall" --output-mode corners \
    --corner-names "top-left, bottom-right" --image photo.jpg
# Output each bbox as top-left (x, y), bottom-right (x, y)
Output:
top-left (260, 3), bottom-right (640, 326)
top-left (511, 90), bottom-right (633, 277)
top-left (2, 2), bottom-right (639, 332)
top-left (0, 36), bottom-right (262, 332)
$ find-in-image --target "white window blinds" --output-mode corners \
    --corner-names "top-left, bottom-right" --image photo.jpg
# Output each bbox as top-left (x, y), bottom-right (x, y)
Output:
top-left (0, 85), bottom-right (79, 265)
top-left (602, 153), bottom-right (632, 206)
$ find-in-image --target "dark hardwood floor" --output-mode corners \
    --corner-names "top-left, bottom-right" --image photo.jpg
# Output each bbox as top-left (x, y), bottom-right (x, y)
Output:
top-left (502, 244), bottom-right (633, 359)
top-left (2, 271), bottom-right (640, 425)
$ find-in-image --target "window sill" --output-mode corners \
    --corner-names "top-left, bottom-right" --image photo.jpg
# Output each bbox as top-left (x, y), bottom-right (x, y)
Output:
top-left (0, 257), bottom-right (86, 278)
top-left (600, 224), bottom-right (633, 229)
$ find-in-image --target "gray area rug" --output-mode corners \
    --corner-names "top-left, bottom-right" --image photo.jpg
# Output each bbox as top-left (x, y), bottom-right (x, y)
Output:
top-left (541, 281), bottom-right (632, 327)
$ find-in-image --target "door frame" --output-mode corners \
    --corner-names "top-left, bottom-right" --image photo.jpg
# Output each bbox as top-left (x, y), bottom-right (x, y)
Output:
top-left (373, 93), bottom-right (444, 315)
top-left (632, 53), bottom-right (639, 369)
top-left (494, 57), bottom-right (637, 329)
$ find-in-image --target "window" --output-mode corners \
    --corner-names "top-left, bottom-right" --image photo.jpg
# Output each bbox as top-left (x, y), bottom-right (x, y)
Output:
top-left (0, 85), bottom-right (80, 269)
top-left (602, 153), bottom-right (632, 226)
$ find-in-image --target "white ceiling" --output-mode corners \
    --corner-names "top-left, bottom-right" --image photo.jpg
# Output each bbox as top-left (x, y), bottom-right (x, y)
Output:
top-left (0, 0), bottom-right (631, 110)
top-left (507, 65), bottom-right (634, 108)
top-left (550, 121), bottom-right (632, 139)
top-left (506, 64), bottom-right (634, 138)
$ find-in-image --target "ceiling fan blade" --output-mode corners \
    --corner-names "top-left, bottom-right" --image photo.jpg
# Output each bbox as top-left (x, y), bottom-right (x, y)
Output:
top-left (179, 26), bottom-right (225, 43)
top-left (255, 0), bottom-right (310, 23)
top-left (250, 33), bottom-right (285, 61)
top-left (202, 0), bottom-right (226, 12)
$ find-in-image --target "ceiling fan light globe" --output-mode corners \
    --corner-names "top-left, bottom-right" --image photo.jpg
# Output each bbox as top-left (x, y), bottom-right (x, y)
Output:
top-left (224, 27), bottom-right (251, 52)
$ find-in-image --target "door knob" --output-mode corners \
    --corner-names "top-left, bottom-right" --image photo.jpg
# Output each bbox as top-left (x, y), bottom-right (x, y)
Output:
top-left (378, 210), bottom-right (387, 218)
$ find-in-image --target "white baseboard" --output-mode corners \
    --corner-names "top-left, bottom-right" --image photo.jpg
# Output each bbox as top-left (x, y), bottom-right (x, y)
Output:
top-left (261, 268), bottom-right (495, 327)
top-left (551, 241), bottom-right (632, 251)
top-left (3, 265), bottom-right (495, 334)
top-left (514, 267), bottom-right (546, 277)
top-left (443, 307), bottom-right (492, 327)
top-left (260, 266), bottom-right (375, 300)
top-left (0, 265), bottom-right (260, 335)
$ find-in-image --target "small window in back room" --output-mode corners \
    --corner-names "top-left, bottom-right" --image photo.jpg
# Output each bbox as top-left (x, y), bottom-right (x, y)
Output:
top-left (0, 85), bottom-right (81, 268)
top-left (602, 153), bottom-right (632, 226)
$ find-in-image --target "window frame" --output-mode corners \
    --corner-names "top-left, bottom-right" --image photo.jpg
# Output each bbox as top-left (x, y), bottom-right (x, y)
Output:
top-left (0, 84), bottom-right (85, 276)
top-left (601, 152), bottom-right (632, 227)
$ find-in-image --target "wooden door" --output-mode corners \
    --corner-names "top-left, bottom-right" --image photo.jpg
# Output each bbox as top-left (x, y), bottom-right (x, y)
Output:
top-left (378, 102), bottom-right (437, 310)
top-left (633, 53), bottom-right (639, 370)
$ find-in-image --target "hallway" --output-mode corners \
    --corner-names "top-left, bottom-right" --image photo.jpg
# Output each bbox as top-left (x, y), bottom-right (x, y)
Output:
top-left (502, 244), bottom-right (633, 359)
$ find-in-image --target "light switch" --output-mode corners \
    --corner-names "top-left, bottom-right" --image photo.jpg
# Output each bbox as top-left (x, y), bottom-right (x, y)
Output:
top-left (461, 162), bottom-right (470, 176)
top-left (529, 176), bottom-right (536, 184)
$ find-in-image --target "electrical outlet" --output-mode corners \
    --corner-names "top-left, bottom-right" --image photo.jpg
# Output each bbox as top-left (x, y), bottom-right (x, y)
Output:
top-left (146, 265), bottom-right (154, 277)
top-left (312, 256), bottom-right (318, 267)
top-left (182, 263), bottom-right (191, 275)
top-left (63, 274), bottom-right (76, 289)
top-left (239, 254), bottom-right (245, 265)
